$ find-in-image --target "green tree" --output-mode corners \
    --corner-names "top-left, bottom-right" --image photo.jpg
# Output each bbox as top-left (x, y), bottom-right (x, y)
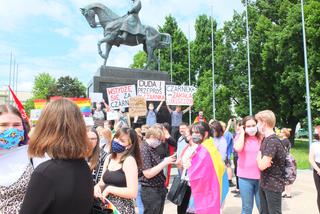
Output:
top-left (130, 51), bottom-right (147, 69)
top-left (47, 76), bottom-right (86, 98)
top-left (32, 73), bottom-right (56, 99)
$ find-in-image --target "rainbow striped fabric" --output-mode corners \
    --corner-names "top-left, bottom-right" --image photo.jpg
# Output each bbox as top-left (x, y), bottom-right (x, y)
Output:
top-left (188, 138), bottom-right (229, 214)
top-left (70, 98), bottom-right (91, 117)
top-left (34, 97), bottom-right (91, 116)
top-left (101, 198), bottom-right (121, 214)
top-left (34, 99), bottom-right (47, 109)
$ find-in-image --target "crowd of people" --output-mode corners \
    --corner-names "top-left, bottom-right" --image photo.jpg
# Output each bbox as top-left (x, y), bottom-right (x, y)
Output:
top-left (0, 98), bottom-right (319, 214)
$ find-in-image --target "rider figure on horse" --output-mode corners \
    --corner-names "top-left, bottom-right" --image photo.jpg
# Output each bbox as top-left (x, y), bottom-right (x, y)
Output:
top-left (118, 0), bottom-right (145, 41)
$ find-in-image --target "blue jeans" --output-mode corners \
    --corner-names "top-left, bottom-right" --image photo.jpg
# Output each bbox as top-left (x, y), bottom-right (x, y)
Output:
top-left (239, 177), bottom-right (260, 214)
top-left (137, 183), bottom-right (144, 214)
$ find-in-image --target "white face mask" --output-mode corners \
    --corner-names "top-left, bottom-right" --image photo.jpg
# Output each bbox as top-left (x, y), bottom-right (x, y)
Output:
top-left (148, 140), bottom-right (161, 148)
top-left (245, 126), bottom-right (257, 136)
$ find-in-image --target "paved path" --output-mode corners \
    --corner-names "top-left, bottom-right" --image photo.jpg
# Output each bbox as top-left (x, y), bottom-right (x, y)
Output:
top-left (163, 170), bottom-right (318, 214)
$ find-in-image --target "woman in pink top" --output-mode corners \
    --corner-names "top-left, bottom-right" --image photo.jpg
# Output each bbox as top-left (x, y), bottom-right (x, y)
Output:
top-left (234, 116), bottom-right (261, 214)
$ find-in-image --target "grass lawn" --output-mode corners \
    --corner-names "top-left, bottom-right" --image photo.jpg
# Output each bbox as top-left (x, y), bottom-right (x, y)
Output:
top-left (291, 139), bottom-right (310, 169)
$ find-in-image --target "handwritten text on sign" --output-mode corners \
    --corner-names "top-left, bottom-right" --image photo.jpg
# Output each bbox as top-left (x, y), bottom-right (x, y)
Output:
top-left (166, 85), bottom-right (197, 106)
top-left (106, 85), bottom-right (136, 109)
top-left (129, 96), bottom-right (147, 117)
top-left (137, 80), bottom-right (165, 101)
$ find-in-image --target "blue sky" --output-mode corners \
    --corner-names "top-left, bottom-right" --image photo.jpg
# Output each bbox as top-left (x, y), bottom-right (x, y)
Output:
top-left (0, 0), bottom-right (243, 92)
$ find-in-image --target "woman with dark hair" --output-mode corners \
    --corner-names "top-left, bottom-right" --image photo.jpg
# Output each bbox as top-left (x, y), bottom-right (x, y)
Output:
top-left (233, 116), bottom-right (261, 214)
top-left (20, 98), bottom-right (94, 214)
top-left (94, 127), bottom-right (142, 214)
top-left (0, 105), bottom-right (30, 214)
top-left (211, 121), bottom-right (227, 161)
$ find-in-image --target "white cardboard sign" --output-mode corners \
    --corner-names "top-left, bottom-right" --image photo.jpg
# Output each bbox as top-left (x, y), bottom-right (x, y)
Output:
top-left (166, 85), bottom-right (197, 106)
top-left (137, 80), bottom-right (165, 101)
top-left (106, 85), bottom-right (136, 109)
top-left (89, 92), bottom-right (103, 103)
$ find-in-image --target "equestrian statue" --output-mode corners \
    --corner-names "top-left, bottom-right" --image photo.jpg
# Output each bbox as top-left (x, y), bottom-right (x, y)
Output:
top-left (80, 0), bottom-right (171, 70)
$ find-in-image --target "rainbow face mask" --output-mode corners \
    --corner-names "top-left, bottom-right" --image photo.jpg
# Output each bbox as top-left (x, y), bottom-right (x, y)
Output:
top-left (0, 128), bottom-right (24, 150)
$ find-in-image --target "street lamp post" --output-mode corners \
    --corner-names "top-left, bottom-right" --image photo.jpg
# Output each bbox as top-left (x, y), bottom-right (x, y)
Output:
top-left (245, 0), bottom-right (253, 115)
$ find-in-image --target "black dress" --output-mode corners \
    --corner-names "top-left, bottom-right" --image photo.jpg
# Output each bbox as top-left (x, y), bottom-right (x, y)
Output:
top-left (20, 159), bottom-right (94, 214)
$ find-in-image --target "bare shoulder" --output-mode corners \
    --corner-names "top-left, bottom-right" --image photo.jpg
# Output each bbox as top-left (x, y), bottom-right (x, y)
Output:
top-left (123, 156), bottom-right (137, 169)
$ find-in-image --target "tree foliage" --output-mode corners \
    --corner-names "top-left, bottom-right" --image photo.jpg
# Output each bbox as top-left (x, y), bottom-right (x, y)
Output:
top-left (130, 0), bottom-right (320, 143)
top-left (47, 76), bottom-right (86, 98)
top-left (32, 73), bottom-right (56, 99)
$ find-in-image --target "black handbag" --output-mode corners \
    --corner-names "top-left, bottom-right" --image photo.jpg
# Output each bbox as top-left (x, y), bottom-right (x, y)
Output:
top-left (91, 199), bottom-right (113, 214)
top-left (167, 170), bottom-right (189, 206)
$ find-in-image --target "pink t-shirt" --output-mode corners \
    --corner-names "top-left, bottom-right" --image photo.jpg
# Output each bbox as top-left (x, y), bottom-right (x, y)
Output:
top-left (237, 136), bottom-right (261, 179)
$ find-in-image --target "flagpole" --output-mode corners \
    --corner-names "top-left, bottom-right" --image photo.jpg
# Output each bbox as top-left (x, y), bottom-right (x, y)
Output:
top-left (245, 0), bottom-right (253, 115)
top-left (170, 43), bottom-right (173, 82)
top-left (300, 0), bottom-right (312, 148)
top-left (15, 64), bottom-right (19, 96)
top-left (12, 58), bottom-right (16, 105)
top-left (211, 7), bottom-right (216, 120)
top-left (188, 24), bottom-right (192, 125)
top-left (8, 52), bottom-right (12, 103)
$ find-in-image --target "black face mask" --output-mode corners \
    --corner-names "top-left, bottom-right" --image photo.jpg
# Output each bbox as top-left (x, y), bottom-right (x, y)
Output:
top-left (314, 133), bottom-right (320, 141)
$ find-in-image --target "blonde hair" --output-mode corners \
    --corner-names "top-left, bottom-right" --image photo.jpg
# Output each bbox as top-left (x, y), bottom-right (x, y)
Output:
top-left (145, 127), bottom-right (163, 140)
top-left (220, 121), bottom-right (226, 131)
top-left (96, 126), bottom-right (112, 143)
top-left (255, 110), bottom-right (276, 128)
top-left (28, 98), bottom-right (90, 159)
top-left (281, 128), bottom-right (291, 138)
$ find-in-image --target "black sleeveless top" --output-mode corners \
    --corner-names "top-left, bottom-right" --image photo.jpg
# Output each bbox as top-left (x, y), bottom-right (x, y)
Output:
top-left (102, 158), bottom-right (127, 187)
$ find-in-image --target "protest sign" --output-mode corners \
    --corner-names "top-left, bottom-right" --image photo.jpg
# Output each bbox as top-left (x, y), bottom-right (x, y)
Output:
top-left (106, 85), bottom-right (136, 109)
top-left (166, 85), bottom-right (197, 106)
top-left (83, 116), bottom-right (94, 127)
top-left (89, 92), bottom-right (103, 103)
top-left (129, 96), bottom-right (147, 117)
top-left (30, 109), bottom-right (42, 121)
top-left (137, 80), bottom-right (165, 101)
top-left (107, 111), bottom-right (119, 121)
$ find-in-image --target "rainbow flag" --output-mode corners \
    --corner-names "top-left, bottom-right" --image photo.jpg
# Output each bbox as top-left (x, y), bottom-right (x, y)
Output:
top-left (188, 138), bottom-right (229, 214)
top-left (70, 98), bottom-right (91, 117)
top-left (34, 99), bottom-right (47, 109)
top-left (48, 97), bottom-right (92, 116)
top-left (101, 198), bottom-right (121, 214)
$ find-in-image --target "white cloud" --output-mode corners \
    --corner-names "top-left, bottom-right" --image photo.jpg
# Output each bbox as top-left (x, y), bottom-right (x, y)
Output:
top-left (54, 27), bottom-right (72, 37)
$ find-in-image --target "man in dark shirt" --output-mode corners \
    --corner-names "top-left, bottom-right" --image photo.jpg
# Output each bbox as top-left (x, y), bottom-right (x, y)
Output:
top-left (256, 110), bottom-right (286, 214)
top-left (139, 127), bottom-right (176, 214)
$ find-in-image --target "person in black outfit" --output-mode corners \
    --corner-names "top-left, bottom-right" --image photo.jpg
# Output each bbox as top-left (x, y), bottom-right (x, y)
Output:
top-left (94, 127), bottom-right (142, 214)
top-left (256, 110), bottom-right (286, 214)
top-left (20, 98), bottom-right (94, 214)
top-left (140, 127), bottom-right (176, 214)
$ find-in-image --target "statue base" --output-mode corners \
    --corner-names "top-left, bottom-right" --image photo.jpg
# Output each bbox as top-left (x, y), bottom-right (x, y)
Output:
top-left (87, 66), bottom-right (173, 124)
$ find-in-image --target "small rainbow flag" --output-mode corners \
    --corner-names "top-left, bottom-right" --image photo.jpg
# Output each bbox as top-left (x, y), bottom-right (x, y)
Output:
top-left (101, 197), bottom-right (121, 214)
top-left (188, 138), bottom-right (229, 214)
top-left (70, 98), bottom-right (91, 117)
top-left (47, 97), bottom-right (92, 117)
top-left (34, 99), bottom-right (47, 109)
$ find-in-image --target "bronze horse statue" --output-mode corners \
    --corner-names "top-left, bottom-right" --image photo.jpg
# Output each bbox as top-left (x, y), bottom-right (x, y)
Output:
top-left (80, 3), bottom-right (171, 69)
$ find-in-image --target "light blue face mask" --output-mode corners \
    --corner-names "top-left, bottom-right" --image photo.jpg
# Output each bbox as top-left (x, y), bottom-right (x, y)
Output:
top-left (0, 128), bottom-right (25, 150)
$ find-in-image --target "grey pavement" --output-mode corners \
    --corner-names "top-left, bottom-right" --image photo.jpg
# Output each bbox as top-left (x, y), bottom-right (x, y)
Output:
top-left (163, 170), bottom-right (318, 214)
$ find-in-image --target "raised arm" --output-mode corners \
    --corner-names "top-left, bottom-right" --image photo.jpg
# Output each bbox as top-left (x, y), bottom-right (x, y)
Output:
top-left (166, 104), bottom-right (173, 113)
top-left (156, 101), bottom-right (164, 112)
top-left (233, 126), bottom-right (245, 152)
top-left (182, 105), bottom-right (192, 114)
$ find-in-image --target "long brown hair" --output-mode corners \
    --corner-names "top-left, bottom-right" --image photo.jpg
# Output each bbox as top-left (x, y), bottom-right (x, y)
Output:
top-left (28, 98), bottom-right (90, 159)
top-left (111, 127), bottom-right (142, 168)
top-left (87, 128), bottom-right (100, 171)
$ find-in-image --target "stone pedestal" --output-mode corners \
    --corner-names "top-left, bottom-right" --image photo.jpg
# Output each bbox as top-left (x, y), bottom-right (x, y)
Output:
top-left (87, 66), bottom-right (173, 124)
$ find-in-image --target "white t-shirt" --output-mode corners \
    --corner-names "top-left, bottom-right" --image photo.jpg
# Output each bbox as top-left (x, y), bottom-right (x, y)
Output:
top-left (0, 146), bottom-right (30, 187)
top-left (311, 141), bottom-right (320, 163)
